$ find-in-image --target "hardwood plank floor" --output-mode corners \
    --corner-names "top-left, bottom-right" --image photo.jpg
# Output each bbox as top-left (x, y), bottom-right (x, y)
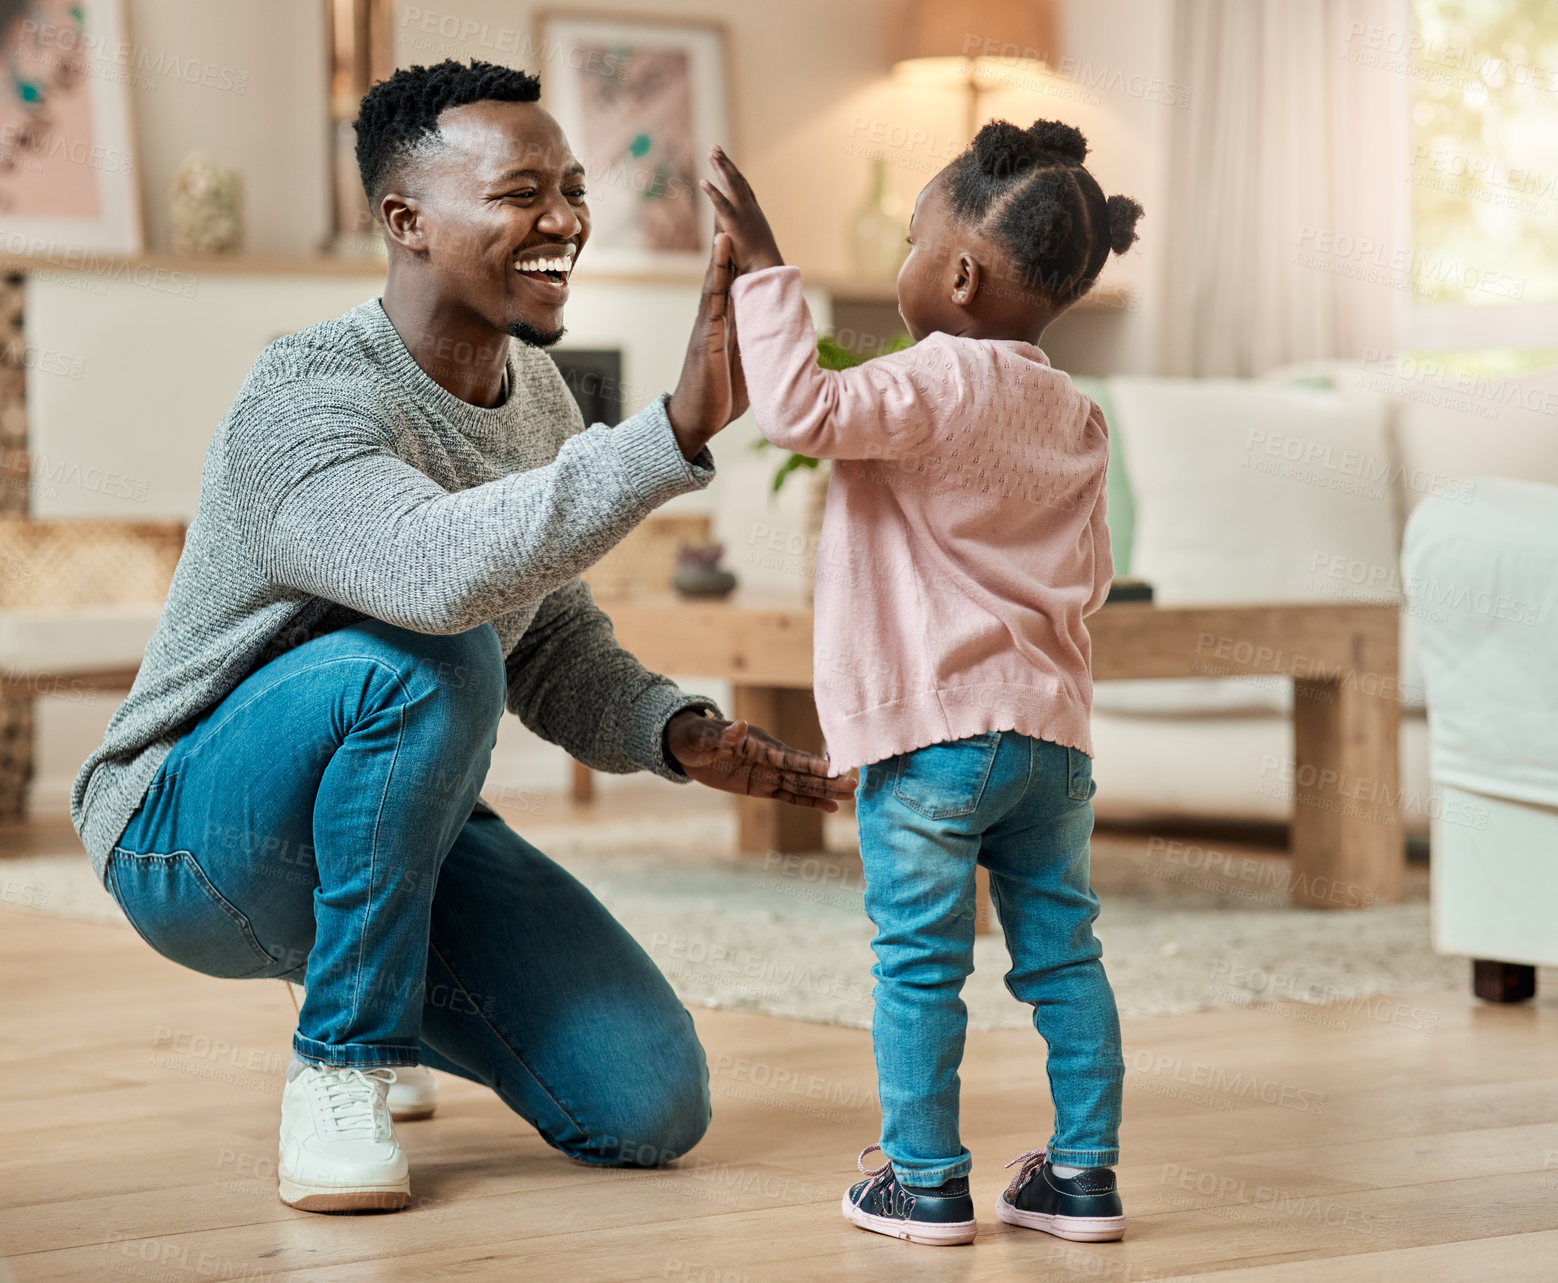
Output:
top-left (2, 874), bottom-right (1554, 1280)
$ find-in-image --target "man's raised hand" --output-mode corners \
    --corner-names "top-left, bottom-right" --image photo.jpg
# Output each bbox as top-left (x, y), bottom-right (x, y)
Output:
top-left (666, 230), bottom-right (742, 461)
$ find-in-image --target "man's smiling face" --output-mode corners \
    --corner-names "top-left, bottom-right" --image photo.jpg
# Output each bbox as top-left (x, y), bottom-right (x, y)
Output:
top-left (408, 99), bottom-right (591, 347)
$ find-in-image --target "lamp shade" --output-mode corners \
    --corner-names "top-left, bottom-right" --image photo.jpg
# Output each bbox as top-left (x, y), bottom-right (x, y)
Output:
top-left (896, 0), bottom-right (1056, 69)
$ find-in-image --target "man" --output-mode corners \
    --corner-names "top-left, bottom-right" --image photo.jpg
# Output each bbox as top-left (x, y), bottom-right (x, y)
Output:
top-left (71, 58), bottom-right (851, 1213)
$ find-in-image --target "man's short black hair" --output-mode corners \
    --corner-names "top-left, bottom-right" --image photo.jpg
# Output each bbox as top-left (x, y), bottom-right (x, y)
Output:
top-left (354, 58), bottom-right (542, 209)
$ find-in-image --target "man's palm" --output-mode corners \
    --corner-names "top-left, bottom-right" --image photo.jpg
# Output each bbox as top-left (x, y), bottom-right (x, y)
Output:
top-left (668, 715), bottom-right (855, 810)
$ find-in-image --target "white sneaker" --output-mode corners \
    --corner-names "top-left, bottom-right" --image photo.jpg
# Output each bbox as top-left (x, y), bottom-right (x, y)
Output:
top-left (278, 1062), bottom-right (410, 1212)
top-left (387, 1064), bottom-right (439, 1122)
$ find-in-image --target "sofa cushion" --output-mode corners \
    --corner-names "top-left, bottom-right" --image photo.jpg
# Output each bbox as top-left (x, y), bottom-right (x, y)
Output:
top-left (1098, 378), bottom-right (1399, 718)
top-left (1110, 376), bottom-right (1398, 605)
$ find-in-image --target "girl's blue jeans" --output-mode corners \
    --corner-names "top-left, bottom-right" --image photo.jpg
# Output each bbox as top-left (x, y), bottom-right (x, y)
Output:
top-left (856, 730), bottom-right (1124, 1185)
top-left (106, 617), bottom-right (710, 1167)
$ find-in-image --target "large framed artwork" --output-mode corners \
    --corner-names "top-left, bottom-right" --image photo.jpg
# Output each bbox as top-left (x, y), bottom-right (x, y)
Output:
top-left (537, 12), bottom-right (731, 275)
top-left (0, 0), bottom-right (142, 255)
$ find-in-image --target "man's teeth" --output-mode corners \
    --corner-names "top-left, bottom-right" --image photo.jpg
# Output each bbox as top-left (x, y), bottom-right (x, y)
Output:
top-left (514, 253), bottom-right (574, 274)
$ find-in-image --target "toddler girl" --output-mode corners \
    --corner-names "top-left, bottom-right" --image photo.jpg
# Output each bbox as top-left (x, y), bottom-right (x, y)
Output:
top-left (702, 119), bottom-right (1142, 1247)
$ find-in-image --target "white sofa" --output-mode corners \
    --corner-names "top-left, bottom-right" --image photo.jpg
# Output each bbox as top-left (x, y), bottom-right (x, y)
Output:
top-left (1082, 359), bottom-right (1558, 839)
top-left (1402, 477), bottom-right (1558, 1000)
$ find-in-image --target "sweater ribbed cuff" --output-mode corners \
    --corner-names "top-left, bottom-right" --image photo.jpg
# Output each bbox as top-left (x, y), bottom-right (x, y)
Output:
top-left (610, 393), bottom-right (715, 507)
top-left (624, 684), bottom-right (723, 782)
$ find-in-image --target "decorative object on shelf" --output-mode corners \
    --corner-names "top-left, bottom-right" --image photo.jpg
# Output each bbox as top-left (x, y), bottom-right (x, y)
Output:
top-left (672, 542), bottom-right (737, 599)
top-left (168, 153), bottom-right (243, 256)
top-left (0, 0), bottom-right (142, 254)
top-left (537, 12), bottom-right (731, 274)
top-left (850, 158), bottom-right (909, 281)
top-left (582, 513), bottom-right (711, 594)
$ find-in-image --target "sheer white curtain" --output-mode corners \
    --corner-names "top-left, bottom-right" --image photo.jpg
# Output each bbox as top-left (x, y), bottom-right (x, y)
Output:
top-left (1163, 0), bottom-right (1407, 376)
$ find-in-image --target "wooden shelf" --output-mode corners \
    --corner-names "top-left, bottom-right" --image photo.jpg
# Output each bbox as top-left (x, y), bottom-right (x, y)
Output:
top-left (0, 250), bottom-right (389, 281)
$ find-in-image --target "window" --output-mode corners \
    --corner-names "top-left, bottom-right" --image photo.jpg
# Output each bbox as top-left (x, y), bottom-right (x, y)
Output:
top-left (1406, 0), bottom-right (1558, 347)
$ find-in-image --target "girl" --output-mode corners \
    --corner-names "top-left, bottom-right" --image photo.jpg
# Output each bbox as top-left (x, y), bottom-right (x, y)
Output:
top-left (701, 120), bottom-right (1142, 1247)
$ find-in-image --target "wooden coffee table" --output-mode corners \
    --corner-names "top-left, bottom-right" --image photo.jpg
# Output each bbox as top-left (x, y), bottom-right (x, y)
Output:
top-left (596, 593), bottom-right (1404, 910)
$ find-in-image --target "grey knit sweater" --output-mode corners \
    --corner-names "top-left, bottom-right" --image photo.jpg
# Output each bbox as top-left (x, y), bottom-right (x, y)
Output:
top-left (72, 298), bottom-right (722, 887)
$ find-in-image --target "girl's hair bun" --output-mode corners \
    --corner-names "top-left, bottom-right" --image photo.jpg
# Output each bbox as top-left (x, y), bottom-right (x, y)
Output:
top-left (1106, 194), bottom-right (1144, 254)
top-left (972, 120), bottom-right (1041, 178)
top-left (972, 119), bottom-right (1091, 179)
top-left (1027, 119), bottom-right (1087, 163)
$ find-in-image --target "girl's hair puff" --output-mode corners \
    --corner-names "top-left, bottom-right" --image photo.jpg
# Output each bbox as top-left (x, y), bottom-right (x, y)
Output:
top-left (946, 118), bottom-right (1143, 304)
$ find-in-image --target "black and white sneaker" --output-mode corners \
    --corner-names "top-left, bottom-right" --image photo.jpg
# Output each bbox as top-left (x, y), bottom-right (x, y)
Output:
top-left (841, 1144), bottom-right (978, 1246)
top-left (995, 1149), bottom-right (1126, 1242)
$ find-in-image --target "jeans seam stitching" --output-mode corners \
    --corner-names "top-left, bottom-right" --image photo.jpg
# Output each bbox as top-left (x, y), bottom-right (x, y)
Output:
top-left (176, 853), bottom-right (275, 971)
top-left (426, 936), bottom-right (591, 1140)
top-left (349, 703), bottom-right (406, 1029)
top-left (177, 655), bottom-right (420, 770)
top-left (107, 849), bottom-right (273, 975)
top-left (892, 736), bottom-right (1002, 819)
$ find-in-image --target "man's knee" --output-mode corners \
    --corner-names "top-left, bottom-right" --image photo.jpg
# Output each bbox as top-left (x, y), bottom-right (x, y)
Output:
top-left (567, 1028), bottom-right (712, 1166)
top-left (586, 1079), bottom-right (712, 1167)
top-left (349, 619), bottom-right (506, 725)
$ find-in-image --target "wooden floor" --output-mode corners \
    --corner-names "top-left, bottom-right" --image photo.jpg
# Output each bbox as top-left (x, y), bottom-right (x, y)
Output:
top-left (2, 825), bottom-right (1556, 1281)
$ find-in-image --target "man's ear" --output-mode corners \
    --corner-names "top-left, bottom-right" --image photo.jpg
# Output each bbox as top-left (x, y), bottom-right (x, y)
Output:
top-left (380, 193), bottom-right (425, 255)
top-left (949, 250), bottom-right (983, 307)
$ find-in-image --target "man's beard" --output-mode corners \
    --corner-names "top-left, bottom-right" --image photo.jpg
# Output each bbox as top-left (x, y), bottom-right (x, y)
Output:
top-left (509, 319), bottom-right (566, 348)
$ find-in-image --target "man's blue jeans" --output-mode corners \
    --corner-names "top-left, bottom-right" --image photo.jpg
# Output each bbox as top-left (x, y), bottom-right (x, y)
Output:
top-left (856, 730), bottom-right (1124, 1184)
top-left (106, 617), bottom-right (710, 1166)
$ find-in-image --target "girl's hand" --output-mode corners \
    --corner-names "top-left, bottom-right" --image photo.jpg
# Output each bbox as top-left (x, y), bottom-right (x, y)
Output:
top-left (701, 146), bottom-right (785, 275)
top-left (665, 711), bottom-right (857, 810)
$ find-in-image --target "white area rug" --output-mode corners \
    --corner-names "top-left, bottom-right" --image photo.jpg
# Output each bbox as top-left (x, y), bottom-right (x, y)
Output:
top-left (1, 811), bottom-right (1477, 1030)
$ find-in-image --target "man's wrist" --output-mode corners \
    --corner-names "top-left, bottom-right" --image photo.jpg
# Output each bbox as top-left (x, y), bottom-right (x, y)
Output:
top-left (665, 394), bottom-right (713, 461)
top-left (662, 706), bottom-right (711, 774)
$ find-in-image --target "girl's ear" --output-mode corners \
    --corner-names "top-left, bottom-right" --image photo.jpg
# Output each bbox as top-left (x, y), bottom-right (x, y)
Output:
top-left (950, 250), bottom-right (982, 307)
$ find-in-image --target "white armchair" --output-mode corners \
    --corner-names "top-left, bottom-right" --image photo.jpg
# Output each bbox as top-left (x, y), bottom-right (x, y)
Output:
top-left (1402, 478), bottom-right (1558, 1002)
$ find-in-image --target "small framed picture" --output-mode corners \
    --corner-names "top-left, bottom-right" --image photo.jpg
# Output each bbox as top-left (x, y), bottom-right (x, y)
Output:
top-left (537, 11), bottom-right (732, 275)
top-left (0, 0), bottom-right (143, 255)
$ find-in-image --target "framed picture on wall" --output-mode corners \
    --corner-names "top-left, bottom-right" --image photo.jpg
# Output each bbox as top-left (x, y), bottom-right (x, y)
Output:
top-left (536, 11), bottom-right (732, 275)
top-left (0, 0), bottom-right (142, 255)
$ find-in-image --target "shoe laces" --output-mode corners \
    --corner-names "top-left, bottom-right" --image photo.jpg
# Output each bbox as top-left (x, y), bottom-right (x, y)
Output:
top-left (309, 1065), bottom-right (397, 1139)
top-left (1003, 1148), bottom-right (1048, 1201)
top-left (850, 1143), bottom-right (895, 1208)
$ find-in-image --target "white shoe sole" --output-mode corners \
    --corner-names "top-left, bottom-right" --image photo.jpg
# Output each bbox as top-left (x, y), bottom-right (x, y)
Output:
top-left (996, 1196), bottom-right (1125, 1241)
top-left (279, 1172), bottom-right (411, 1213)
top-left (841, 1193), bottom-right (977, 1245)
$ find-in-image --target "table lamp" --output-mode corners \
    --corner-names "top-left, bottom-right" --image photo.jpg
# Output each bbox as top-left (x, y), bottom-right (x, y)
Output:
top-left (893, 0), bottom-right (1057, 139)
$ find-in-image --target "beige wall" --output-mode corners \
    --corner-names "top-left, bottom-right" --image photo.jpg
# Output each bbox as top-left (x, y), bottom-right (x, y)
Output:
top-left (126, 0), bottom-right (333, 256)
